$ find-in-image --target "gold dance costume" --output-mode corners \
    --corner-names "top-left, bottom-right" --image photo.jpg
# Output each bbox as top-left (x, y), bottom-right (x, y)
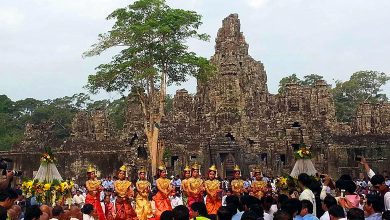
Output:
top-left (187, 177), bottom-right (204, 208)
top-left (153, 178), bottom-right (172, 220)
top-left (135, 180), bottom-right (153, 220)
top-left (231, 179), bottom-right (245, 196)
top-left (204, 179), bottom-right (221, 215)
top-left (114, 180), bottom-right (138, 220)
top-left (251, 180), bottom-right (267, 199)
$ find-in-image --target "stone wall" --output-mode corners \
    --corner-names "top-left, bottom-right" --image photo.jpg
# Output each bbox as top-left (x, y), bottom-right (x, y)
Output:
top-left (3, 14), bottom-right (390, 181)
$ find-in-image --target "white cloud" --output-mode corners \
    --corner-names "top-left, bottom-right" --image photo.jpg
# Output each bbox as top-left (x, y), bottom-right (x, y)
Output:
top-left (0, 7), bottom-right (24, 31)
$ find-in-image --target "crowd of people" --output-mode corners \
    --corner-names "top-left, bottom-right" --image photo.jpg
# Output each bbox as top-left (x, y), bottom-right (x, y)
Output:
top-left (0, 158), bottom-right (389, 220)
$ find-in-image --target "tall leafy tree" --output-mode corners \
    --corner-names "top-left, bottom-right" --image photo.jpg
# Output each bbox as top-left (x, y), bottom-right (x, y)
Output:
top-left (278, 74), bottom-right (302, 94)
top-left (84, 0), bottom-right (215, 174)
top-left (332, 70), bottom-right (390, 122)
top-left (301, 74), bottom-right (324, 86)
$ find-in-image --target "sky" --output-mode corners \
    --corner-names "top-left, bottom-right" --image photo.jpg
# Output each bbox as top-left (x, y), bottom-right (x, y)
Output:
top-left (1, 0), bottom-right (390, 101)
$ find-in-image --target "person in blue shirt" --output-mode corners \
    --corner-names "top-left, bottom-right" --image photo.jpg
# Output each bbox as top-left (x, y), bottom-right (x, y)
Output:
top-left (296, 200), bottom-right (319, 220)
top-left (364, 195), bottom-right (383, 220)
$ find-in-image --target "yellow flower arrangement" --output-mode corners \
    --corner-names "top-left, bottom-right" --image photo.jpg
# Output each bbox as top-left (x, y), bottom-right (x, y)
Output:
top-left (43, 183), bottom-right (51, 191)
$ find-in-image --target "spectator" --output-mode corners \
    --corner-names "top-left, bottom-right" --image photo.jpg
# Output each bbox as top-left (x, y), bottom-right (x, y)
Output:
top-left (173, 205), bottom-right (190, 220)
top-left (328, 205), bottom-right (345, 220)
top-left (160, 210), bottom-right (174, 220)
top-left (24, 205), bottom-right (42, 220)
top-left (383, 211), bottom-right (390, 220)
top-left (49, 206), bottom-right (64, 220)
top-left (364, 195), bottom-right (383, 220)
top-left (346, 208), bottom-right (364, 220)
top-left (217, 206), bottom-right (233, 220)
top-left (225, 195), bottom-right (243, 220)
top-left (297, 200), bottom-right (318, 220)
top-left (298, 173), bottom-right (317, 216)
top-left (370, 174), bottom-right (390, 211)
top-left (170, 191), bottom-right (183, 209)
top-left (72, 190), bottom-right (85, 207)
top-left (190, 202), bottom-right (210, 220)
top-left (360, 158), bottom-right (390, 210)
top-left (273, 210), bottom-right (291, 220)
top-left (281, 199), bottom-right (302, 219)
top-left (81, 204), bottom-right (95, 220)
top-left (241, 210), bottom-right (259, 220)
top-left (221, 190), bottom-right (231, 207)
top-left (320, 195), bottom-right (337, 220)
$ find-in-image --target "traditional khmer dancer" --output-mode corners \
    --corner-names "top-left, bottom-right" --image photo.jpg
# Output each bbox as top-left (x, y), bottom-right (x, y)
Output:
top-left (135, 167), bottom-right (153, 220)
top-left (204, 165), bottom-right (222, 215)
top-left (187, 162), bottom-right (204, 209)
top-left (181, 165), bottom-right (191, 206)
top-left (250, 167), bottom-right (267, 199)
top-left (153, 164), bottom-right (173, 220)
top-left (231, 165), bottom-right (245, 197)
top-left (114, 165), bottom-right (138, 220)
top-left (85, 165), bottom-right (106, 220)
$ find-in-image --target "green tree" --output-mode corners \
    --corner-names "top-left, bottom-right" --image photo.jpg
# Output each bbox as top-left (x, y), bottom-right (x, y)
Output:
top-left (0, 95), bottom-right (14, 113)
top-left (278, 74), bottom-right (301, 94)
top-left (301, 74), bottom-right (324, 86)
top-left (332, 70), bottom-right (390, 122)
top-left (84, 0), bottom-right (215, 174)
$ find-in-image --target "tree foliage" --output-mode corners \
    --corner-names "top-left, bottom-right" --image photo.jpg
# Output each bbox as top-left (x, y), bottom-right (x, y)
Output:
top-left (84, 0), bottom-right (214, 174)
top-left (0, 93), bottom-right (130, 150)
top-left (332, 70), bottom-right (390, 122)
top-left (278, 74), bottom-right (324, 94)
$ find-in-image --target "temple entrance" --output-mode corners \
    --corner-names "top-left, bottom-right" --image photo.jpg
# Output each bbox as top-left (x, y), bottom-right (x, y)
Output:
top-left (223, 153), bottom-right (236, 179)
top-left (209, 135), bottom-right (242, 179)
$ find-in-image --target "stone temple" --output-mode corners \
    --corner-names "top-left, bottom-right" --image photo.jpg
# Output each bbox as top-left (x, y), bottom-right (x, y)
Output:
top-left (2, 14), bottom-right (390, 182)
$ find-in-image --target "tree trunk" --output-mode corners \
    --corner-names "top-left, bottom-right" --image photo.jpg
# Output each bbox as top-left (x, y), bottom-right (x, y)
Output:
top-left (147, 126), bottom-right (160, 176)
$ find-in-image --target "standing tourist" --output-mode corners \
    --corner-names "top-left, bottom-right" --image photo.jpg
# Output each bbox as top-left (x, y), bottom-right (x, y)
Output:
top-left (135, 167), bottom-right (153, 220)
top-left (114, 165), bottom-right (138, 220)
top-left (187, 163), bottom-right (204, 209)
top-left (85, 165), bottom-right (106, 220)
top-left (231, 165), bottom-right (245, 197)
top-left (298, 173), bottom-right (316, 216)
top-left (250, 167), bottom-right (267, 199)
top-left (181, 165), bottom-right (191, 206)
top-left (204, 165), bottom-right (222, 216)
top-left (153, 164), bottom-right (173, 220)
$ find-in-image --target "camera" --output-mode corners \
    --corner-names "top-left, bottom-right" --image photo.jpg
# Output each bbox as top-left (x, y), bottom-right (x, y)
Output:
top-left (0, 158), bottom-right (22, 177)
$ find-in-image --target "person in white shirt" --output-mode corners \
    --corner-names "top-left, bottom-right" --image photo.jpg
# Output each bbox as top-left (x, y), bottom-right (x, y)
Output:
top-left (320, 195), bottom-right (337, 220)
top-left (298, 173), bottom-right (317, 216)
top-left (221, 190), bottom-right (232, 206)
top-left (72, 190), bottom-right (85, 208)
top-left (81, 204), bottom-right (96, 220)
top-left (170, 191), bottom-right (183, 209)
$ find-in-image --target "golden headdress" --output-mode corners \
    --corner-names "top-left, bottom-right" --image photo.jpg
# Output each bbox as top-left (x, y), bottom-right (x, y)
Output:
top-left (233, 164), bottom-right (241, 172)
top-left (191, 162), bottom-right (200, 170)
top-left (183, 165), bottom-right (191, 171)
top-left (209, 164), bottom-right (217, 172)
top-left (253, 166), bottom-right (262, 174)
top-left (119, 165), bottom-right (127, 172)
top-left (158, 164), bottom-right (167, 171)
top-left (138, 166), bottom-right (146, 174)
top-left (87, 165), bottom-right (96, 173)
